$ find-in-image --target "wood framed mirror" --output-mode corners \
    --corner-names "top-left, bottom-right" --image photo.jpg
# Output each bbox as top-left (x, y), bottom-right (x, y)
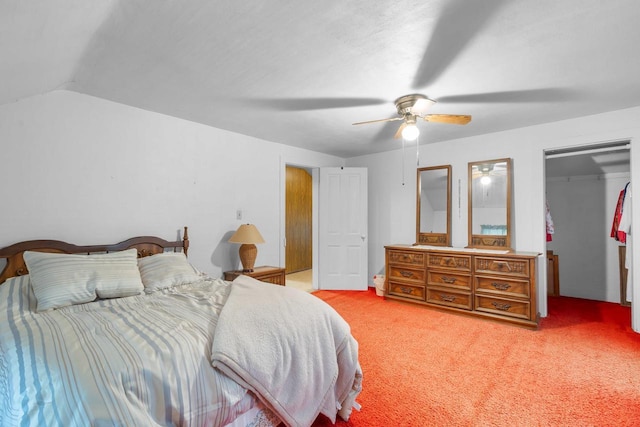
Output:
top-left (416, 165), bottom-right (451, 246)
top-left (468, 158), bottom-right (512, 250)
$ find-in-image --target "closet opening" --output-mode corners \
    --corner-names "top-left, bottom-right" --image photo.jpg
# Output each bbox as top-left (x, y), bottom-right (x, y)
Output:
top-left (544, 140), bottom-right (631, 309)
top-left (284, 165), bottom-right (313, 292)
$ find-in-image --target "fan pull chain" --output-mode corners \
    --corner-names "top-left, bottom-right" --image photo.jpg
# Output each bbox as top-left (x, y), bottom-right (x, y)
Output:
top-left (416, 137), bottom-right (420, 166)
top-left (401, 137), bottom-right (405, 186)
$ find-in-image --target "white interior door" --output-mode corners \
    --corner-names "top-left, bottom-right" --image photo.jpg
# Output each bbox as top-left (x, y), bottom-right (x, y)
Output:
top-left (318, 167), bottom-right (368, 290)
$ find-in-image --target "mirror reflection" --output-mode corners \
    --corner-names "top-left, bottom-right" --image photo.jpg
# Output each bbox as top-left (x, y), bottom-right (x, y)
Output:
top-left (416, 165), bottom-right (451, 246)
top-left (468, 158), bottom-right (512, 249)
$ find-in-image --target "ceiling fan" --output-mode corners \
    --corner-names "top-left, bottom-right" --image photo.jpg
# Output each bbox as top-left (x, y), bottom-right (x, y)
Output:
top-left (248, 0), bottom-right (574, 147)
top-left (471, 162), bottom-right (507, 184)
top-left (351, 93), bottom-right (471, 141)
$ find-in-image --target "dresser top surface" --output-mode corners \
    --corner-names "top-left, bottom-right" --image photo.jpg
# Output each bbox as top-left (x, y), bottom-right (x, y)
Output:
top-left (385, 244), bottom-right (540, 258)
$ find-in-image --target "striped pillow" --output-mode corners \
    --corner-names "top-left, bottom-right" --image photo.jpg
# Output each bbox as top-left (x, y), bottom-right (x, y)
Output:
top-left (138, 252), bottom-right (200, 292)
top-left (23, 249), bottom-right (144, 311)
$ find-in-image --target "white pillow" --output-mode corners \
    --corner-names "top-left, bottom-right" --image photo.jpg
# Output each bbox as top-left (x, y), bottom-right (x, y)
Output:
top-left (23, 249), bottom-right (144, 311)
top-left (137, 252), bottom-right (200, 292)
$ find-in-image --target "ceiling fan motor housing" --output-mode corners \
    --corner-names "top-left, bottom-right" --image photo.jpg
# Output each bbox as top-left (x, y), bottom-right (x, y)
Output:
top-left (394, 94), bottom-right (435, 115)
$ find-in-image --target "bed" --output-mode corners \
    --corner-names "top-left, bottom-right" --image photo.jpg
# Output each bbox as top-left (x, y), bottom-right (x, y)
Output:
top-left (0, 227), bottom-right (362, 427)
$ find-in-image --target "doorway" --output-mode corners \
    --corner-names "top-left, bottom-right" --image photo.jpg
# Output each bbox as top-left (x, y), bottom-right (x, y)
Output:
top-left (285, 166), bottom-right (313, 292)
top-left (544, 141), bottom-right (630, 304)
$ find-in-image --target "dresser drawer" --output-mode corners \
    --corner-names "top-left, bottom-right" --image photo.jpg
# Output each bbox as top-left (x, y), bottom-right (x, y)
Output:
top-left (475, 295), bottom-right (531, 320)
top-left (427, 270), bottom-right (471, 290)
top-left (388, 250), bottom-right (425, 267)
top-left (475, 276), bottom-right (530, 298)
top-left (388, 282), bottom-right (425, 301)
top-left (260, 274), bottom-right (286, 286)
top-left (388, 265), bottom-right (425, 284)
top-left (427, 253), bottom-right (471, 271)
top-left (426, 287), bottom-right (472, 310)
top-left (224, 266), bottom-right (286, 285)
top-left (474, 257), bottom-right (532, 279)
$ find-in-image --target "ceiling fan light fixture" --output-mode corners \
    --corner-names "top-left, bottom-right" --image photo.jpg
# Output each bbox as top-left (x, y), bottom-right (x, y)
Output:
top-left (402, 124), bottom-right (420, 141)
top-left (480, 175), bottom-right (491, 185)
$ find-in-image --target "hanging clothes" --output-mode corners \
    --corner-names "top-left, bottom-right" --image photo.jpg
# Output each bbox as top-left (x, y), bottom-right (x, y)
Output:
top-left (610, 182), bottom-right (630, 243)
top-left (619, 184), bottom-right (632, 302)
top-left (545, 200), bottom-right (555, 242)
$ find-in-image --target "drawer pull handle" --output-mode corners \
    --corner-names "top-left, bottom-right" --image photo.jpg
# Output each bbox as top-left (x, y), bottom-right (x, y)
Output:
top-left (491, 282), bottom-right (511, 291)
top-left (439, 294), bottom-right (456, 302)
top-left (400, 287), bottom-right (414, 295)
top-left (491, 302), bottom-right (512, 311)
top-left (493, 261), bottom-right (512, 271)
top-left (400, 271), bottom-right (414, 278)
top-left (441, 276), bottom-right (457, 284)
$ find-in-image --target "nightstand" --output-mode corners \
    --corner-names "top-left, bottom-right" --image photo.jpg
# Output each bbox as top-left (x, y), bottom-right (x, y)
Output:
top-left (223, 266), bottom-right (286, 286)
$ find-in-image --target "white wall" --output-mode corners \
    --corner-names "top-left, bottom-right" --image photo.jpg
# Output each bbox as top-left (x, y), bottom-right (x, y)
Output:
top-left (0, 90), bottom-right (343, 277)
top-left (347, 106), bottom-right (640, 330)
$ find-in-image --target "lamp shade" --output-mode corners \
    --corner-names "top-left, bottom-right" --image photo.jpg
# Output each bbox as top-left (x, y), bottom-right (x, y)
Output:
top-left (228, 224), bottom-right (265, 244)
top-left (229, 224), bottom-right (265, 272)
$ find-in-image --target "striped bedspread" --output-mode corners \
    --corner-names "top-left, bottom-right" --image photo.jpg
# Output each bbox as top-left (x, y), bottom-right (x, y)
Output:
top-left (212, 275), bottom-right (362, 427)
top-left (0, 275), bottom-right (279, 427)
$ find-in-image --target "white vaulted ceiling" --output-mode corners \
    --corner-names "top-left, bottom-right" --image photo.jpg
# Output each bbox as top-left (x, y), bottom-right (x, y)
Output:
top-left (3, 0), bottom-right (640, 158)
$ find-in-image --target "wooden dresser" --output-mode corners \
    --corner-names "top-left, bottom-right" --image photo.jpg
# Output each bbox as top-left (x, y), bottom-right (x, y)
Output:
top-left (385, 245), bottom-right (539, 328)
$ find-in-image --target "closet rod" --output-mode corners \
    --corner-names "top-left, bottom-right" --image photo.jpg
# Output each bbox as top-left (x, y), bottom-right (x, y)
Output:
top-left (545, 144), bottom-right (630, 159)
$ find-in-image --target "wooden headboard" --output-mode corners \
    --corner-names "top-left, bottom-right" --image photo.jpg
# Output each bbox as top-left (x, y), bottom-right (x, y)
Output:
top-left (0, 227), bottom-right (189, 285)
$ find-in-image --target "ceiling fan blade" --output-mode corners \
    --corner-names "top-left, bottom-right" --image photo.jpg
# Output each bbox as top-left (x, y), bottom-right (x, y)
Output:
top-left (423, 114), bottom-right (472, 125)
top-left (250, 97), bottom-right (388, 111)
top-left (437, 88), bottom-right (581, 103)
top-left (412, 0), bottom-right (508, 89)
top-left (394, 123), bottom-right (407, 139)
top-left (353, 117), bottom-right (403, 126)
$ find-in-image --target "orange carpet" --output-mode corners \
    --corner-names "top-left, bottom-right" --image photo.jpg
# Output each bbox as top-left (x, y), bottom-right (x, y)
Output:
top-left (311, 288), bottom-right (640, 427)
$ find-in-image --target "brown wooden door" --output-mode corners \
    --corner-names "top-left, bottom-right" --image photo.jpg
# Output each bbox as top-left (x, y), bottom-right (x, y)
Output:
top-left (285, 166), bottom-right (312, 274)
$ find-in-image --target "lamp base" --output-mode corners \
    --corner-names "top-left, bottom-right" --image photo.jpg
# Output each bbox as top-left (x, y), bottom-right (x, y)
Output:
top-left (238, 243), bottom-right (257, 272)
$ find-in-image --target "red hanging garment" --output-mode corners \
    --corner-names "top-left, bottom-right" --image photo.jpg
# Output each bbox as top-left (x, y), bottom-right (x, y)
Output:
top-left (610, 187), bottom-right (627, 243)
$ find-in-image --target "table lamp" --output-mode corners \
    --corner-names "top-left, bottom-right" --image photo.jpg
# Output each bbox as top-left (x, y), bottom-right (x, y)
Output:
top-left (228, 224), bottom-right (265, 272)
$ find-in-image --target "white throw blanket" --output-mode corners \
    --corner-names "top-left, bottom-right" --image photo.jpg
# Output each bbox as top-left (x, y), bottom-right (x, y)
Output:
top-left (211, 275), bottom-right (362, 427)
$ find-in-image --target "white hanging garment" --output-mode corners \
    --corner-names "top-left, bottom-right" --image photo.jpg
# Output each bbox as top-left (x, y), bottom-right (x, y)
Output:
top-left (546, 200), bottom-right (555, 241)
